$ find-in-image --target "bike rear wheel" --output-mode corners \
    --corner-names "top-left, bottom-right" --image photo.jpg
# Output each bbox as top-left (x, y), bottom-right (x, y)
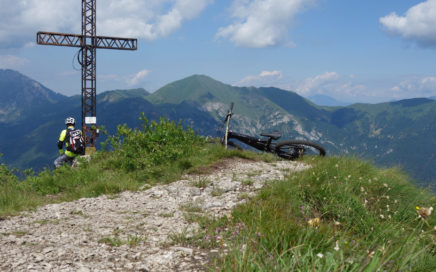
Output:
top-left (275, 140), bottom-right (326, 160)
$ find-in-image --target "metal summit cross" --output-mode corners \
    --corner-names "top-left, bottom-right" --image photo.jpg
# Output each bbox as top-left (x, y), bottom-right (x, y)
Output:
top-left (36, 0), bottom-right (137, 150)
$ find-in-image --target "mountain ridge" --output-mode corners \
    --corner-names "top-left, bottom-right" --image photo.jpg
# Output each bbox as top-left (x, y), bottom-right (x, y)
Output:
top-left (0, 71), bottom-right (435, 187)
top-left (0, 69), bottom-right (66, 123)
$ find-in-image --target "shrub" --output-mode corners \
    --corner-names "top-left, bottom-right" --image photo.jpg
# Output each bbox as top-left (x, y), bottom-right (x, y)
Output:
top-left (0, 154), bottom-right (17, 184)
top-left (103, 114), bottom-right (204, 173)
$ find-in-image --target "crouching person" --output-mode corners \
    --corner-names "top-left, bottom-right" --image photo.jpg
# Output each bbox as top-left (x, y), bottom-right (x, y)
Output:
top-left (54, 117), bottom-right (85, 168)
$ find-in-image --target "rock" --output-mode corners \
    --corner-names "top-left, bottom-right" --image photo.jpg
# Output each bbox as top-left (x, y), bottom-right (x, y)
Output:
top-left (171, 246), bottom-right (194, 256)
top-left (42, 247), bottom-right (54, 254)
top-left (204, 202), bottom-right (223, 209)
top-left (167, 186), bottom-right (177, 194)
top-left (220, 182), bottom-right (237, 192)
top-left (124, 262), bottom-right (134, 269)
top-left (139, 264), bottom-right (150, 272)
top-left (76, 265), bottom-right (91, 272)
top-left (190, 188), bottom-right (201, 196)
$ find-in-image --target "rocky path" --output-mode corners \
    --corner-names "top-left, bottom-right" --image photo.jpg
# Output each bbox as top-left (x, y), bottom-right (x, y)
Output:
top-left (0, 159), bottom-right (309, 271)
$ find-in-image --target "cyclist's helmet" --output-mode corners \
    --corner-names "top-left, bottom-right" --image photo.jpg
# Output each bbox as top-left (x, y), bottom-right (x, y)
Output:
top-left (65, 117), bottom-right (75, 126)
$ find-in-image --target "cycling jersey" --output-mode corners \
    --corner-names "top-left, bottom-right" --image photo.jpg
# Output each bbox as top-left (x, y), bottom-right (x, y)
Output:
top-left (58, 126), bottom-right (81, 158)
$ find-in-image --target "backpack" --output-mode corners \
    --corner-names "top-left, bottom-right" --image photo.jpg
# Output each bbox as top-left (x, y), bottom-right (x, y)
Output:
top-left (65, 129), bottom-right (85, 155)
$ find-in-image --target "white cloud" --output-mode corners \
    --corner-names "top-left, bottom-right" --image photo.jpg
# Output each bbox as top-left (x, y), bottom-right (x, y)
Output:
top-left (236, 71), bottom-right (436, 103)
top-left (259, 70), bottom-right (282, 78)
top-left (295, 72), bottom-right (372, 102)
top-left (0, 0), bottom-right (212, 48)
top-left (380, 0), bottom-right (436, 46)
top-left (216, 0), bottom-right (317, 48)
top-left (99, 0), bottom-right (213, 40)
top-left (390, 76), bottom-right (436, 97)
top-left (235, 70), bottom-right (283, 87)
top-left (127, 69), bottom-right (151, 86)
top-left (297, 73), bottom-right (436, 102)
top-left (296, 72), bottom-right (339, 95)
top-left (0, 55), bottom-right (29, 68)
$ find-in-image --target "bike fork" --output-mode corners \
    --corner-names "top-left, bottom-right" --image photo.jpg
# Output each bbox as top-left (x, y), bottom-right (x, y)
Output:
top-left (224, 102), bottom-right (234, 149)
top-left (224, 118), bottom-right (229, 149)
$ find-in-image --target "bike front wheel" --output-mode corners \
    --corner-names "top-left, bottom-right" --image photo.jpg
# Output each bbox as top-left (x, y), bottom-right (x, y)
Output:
top-left (274, 140), bottom-right (326, 160)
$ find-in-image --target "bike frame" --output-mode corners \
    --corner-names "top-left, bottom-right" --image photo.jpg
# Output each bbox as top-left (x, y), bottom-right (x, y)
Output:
top-left (224, 102), bottom-right (233, 149)
top-left (227, 131), bottom-right (275, 152)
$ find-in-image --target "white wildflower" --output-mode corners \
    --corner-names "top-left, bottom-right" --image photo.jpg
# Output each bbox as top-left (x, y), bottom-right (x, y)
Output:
top-left (334, 241), bottom-right (340, 251)
top-left (417, 207), bottom-right (433, 219)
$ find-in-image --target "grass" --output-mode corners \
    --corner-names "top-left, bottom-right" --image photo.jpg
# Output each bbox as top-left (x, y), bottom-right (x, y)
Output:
top-left (99, 233), bottom-right (147, 248)
top-left (180, 202), bottom-right (203, 213)
top-left (98, 236), bottom-right (124, 247)
top-left (159, 212), bottom-right (175, 218)
top-left (211, 187), bottom-right (225, 197)
top-left (241, 178), bottom-right (254, 186)
top-left (0, 117), bottom-right (258, 216)
top-left (192, 176), bottom-right (211, 188)
top-left (177, 156), bottom-right (436, 271)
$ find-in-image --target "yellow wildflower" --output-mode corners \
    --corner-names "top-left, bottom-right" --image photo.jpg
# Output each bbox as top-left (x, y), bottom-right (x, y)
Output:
top-left (308, 217), bottom-right (321, 227)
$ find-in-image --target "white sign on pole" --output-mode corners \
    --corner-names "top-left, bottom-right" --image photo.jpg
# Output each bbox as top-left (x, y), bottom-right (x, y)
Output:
top-left (85, 117), bottom-right (97, 124)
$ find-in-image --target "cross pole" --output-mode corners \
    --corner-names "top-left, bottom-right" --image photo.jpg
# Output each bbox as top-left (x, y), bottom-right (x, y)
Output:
top-left (36, 0), bottom-right (137, 151)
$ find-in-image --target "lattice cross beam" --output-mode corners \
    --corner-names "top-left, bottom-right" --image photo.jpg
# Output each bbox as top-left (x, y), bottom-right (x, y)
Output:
top-left (37, 32), bottom-right (137, 50)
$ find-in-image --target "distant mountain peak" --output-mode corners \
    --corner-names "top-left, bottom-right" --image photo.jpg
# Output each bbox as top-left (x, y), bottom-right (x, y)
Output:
top-left (307, 94), bottom-right (351, 107)
top-left (99, 88), bottom-right (149, 103)
top-left (146, 74), bottom-right (232, 105)
top-left (0, 69), bottom-right (66, 123)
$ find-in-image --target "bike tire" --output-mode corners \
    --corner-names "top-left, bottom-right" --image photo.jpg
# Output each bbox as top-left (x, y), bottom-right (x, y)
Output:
top-left (275, 140), bottom-right (326, 160)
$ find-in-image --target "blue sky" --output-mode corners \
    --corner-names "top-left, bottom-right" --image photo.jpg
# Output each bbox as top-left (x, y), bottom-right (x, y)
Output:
top-left (0, 0), bottom-right (435, 103)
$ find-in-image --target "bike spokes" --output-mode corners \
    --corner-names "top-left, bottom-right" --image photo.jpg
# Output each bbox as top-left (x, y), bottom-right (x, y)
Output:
top-left (275, 140), bottom-right (326, 160)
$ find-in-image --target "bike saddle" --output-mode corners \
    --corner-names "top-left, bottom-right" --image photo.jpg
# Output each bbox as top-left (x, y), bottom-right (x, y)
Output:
top-left (260, 131), bottom-right (281, 140)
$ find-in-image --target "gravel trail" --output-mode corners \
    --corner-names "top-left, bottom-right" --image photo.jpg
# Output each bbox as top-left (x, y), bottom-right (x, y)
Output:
top-left (0, 159), bottom-right (309, 271)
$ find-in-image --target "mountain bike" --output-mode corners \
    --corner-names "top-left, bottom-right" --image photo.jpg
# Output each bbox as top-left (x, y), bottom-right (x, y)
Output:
top-left (221, 102), bottom-right (326, 160)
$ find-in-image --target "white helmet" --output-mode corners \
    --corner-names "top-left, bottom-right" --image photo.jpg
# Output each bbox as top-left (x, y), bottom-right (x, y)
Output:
top-left (65, 117), bottom-right (75, 125)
